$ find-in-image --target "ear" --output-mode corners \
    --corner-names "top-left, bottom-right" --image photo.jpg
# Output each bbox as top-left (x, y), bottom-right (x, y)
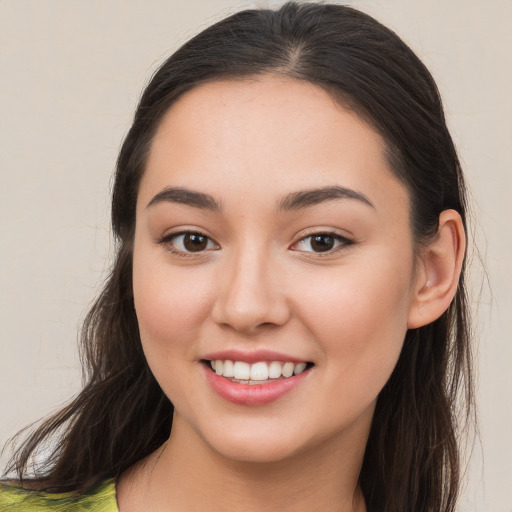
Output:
top-left (407, 209), bottom-right (466, 329)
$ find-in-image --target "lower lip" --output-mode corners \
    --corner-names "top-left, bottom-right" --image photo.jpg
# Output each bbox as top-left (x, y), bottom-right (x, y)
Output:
top-left (203, 365), bottom-right (310, 406)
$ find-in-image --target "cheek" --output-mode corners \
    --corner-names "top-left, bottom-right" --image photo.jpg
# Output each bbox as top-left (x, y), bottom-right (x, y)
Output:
top-left (295, 257), bottom-right (414, 373)
top-left (132, 255), bottom-right (218, 411)
top-left (294, 262), bottom-right (413, 429)
top-left (132, 250), bottom-right (213, 361)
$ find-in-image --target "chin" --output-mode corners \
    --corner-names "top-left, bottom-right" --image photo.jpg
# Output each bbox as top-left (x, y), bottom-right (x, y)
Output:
top-left (212, 437), bottom-right (305, 464)
top-left (195, 422), bottom-right (310, 464)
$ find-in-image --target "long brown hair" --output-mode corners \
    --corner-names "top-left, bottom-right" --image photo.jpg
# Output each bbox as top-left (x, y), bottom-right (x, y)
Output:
top-left (5, 3), bottom-right (474, 511)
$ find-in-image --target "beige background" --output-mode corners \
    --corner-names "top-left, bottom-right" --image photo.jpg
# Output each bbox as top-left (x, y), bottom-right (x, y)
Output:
top-left (0, 1), bottom-right (510, 510)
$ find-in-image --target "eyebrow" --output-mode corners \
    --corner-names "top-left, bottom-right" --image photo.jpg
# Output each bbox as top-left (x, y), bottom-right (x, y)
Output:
top-left (146, 185), bottom-right (374, 213)
top-left (146, 187), bottom-right (222, 211)
top-left (278, 186), bottom-right (374, 211)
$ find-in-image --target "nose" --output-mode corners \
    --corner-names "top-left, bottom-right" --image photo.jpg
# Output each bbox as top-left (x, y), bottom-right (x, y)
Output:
top-left (211, 246), bottom-right (291, 334)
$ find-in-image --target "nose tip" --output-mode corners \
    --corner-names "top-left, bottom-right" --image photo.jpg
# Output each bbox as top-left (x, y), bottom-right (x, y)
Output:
top-left (211, 256), bottom-right (290, 334)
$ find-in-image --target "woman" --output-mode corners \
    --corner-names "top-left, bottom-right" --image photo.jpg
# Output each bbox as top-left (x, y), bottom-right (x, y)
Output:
top-left (1, 2), bottom-right (473, 511)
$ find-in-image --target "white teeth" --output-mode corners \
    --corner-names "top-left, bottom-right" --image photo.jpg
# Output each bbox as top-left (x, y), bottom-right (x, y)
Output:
top-left (282, 362), bottom-right (294, 378)
top-left (250, 362), bottom-right (269, 381)
top-left (209, 359), bottom-right (310, 381)
top-left (268, 361), bottom-right (282, 379)
top-left (293, 362), bottom-right (307, 375)
top-left (233, 361), bottom-right (250, 380)
top-left (223, 360), bottom-right (234, 378)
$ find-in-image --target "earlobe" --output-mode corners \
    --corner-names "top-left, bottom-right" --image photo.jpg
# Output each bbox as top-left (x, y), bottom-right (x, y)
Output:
top-left (407, 209), bottom-right (466, 329)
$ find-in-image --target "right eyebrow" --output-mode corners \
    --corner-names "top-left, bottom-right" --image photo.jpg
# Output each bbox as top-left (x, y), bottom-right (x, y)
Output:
top-left (277, 185), bottom-right (374, 211)
top-left (146, 187), bottom-right (222, 212)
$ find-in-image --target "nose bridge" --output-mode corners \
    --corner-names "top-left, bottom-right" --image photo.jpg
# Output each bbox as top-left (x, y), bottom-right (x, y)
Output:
top-left (213, 239), bottom-right (289, 333)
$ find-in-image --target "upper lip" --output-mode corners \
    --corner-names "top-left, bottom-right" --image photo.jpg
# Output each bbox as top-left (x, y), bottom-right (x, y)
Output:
top-left (202, 349), bottom-right (309, 364)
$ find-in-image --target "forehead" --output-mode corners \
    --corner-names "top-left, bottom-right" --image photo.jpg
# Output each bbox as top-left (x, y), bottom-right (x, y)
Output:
top-left (138, 76), bottom-right (408, 215)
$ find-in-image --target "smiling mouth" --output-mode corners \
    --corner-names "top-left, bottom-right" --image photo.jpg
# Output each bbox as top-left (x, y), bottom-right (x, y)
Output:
top-left (204, 359), bottom-right (314, 384)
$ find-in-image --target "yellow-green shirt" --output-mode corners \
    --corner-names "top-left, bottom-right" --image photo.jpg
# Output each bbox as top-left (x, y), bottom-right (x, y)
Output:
top-left (0, 479), bottom-right (118, 511)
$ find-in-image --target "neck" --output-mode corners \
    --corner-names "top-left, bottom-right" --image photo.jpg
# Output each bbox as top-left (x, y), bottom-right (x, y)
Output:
top-left (120, 412), bottom-right (369, 512)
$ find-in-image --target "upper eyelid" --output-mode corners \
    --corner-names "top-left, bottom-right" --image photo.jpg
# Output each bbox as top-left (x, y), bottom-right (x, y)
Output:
top-left (294, 232), bottom-right (351, 243)
top-left (292, 228), bottom-right (353, 243)
top-left (158, 228), bottom-right (215, 242)
top-left (157, 230), bottom-right (220, 253)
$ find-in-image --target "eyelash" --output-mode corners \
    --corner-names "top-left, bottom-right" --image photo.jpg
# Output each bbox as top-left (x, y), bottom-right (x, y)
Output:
top-left (157, 230), bottom-right (353, 256)
top-left (291, 231), bottom-right (353, 255)
top-left (157, 230), bottom-right (219, 257)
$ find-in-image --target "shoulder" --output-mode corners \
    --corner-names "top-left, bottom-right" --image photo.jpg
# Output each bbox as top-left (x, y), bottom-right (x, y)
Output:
top-left (0, 479), bottom-right (118, 512)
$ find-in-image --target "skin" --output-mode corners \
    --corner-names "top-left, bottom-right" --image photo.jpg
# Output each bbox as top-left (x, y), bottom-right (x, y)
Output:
top-left (117, 76), bottom-right (465, 512)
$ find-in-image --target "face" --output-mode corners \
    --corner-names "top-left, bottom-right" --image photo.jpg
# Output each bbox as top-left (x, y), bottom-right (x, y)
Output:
top-left (133, 77), bottom-right (420, 463)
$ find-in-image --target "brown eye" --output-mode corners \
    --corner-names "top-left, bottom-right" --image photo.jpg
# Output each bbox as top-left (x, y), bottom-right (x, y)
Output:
top-left (183, 233), bottom-right (208, 252)
top-left (310, 235), bottom-right (335, 252)
top-left (162, 232), bottom-right (219, 254)
top-left (293, 232), bottom-right (352, 254)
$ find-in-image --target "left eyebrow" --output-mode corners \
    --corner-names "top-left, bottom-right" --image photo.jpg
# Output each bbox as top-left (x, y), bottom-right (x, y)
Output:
top-left (278, 186), bottom-right (375, 211)
top-left (146, 187), bottom-right (222, 211)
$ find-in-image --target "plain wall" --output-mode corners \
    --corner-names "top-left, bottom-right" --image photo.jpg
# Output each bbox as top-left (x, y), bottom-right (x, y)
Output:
top-left (1, 1), bottom-right (510, 510)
